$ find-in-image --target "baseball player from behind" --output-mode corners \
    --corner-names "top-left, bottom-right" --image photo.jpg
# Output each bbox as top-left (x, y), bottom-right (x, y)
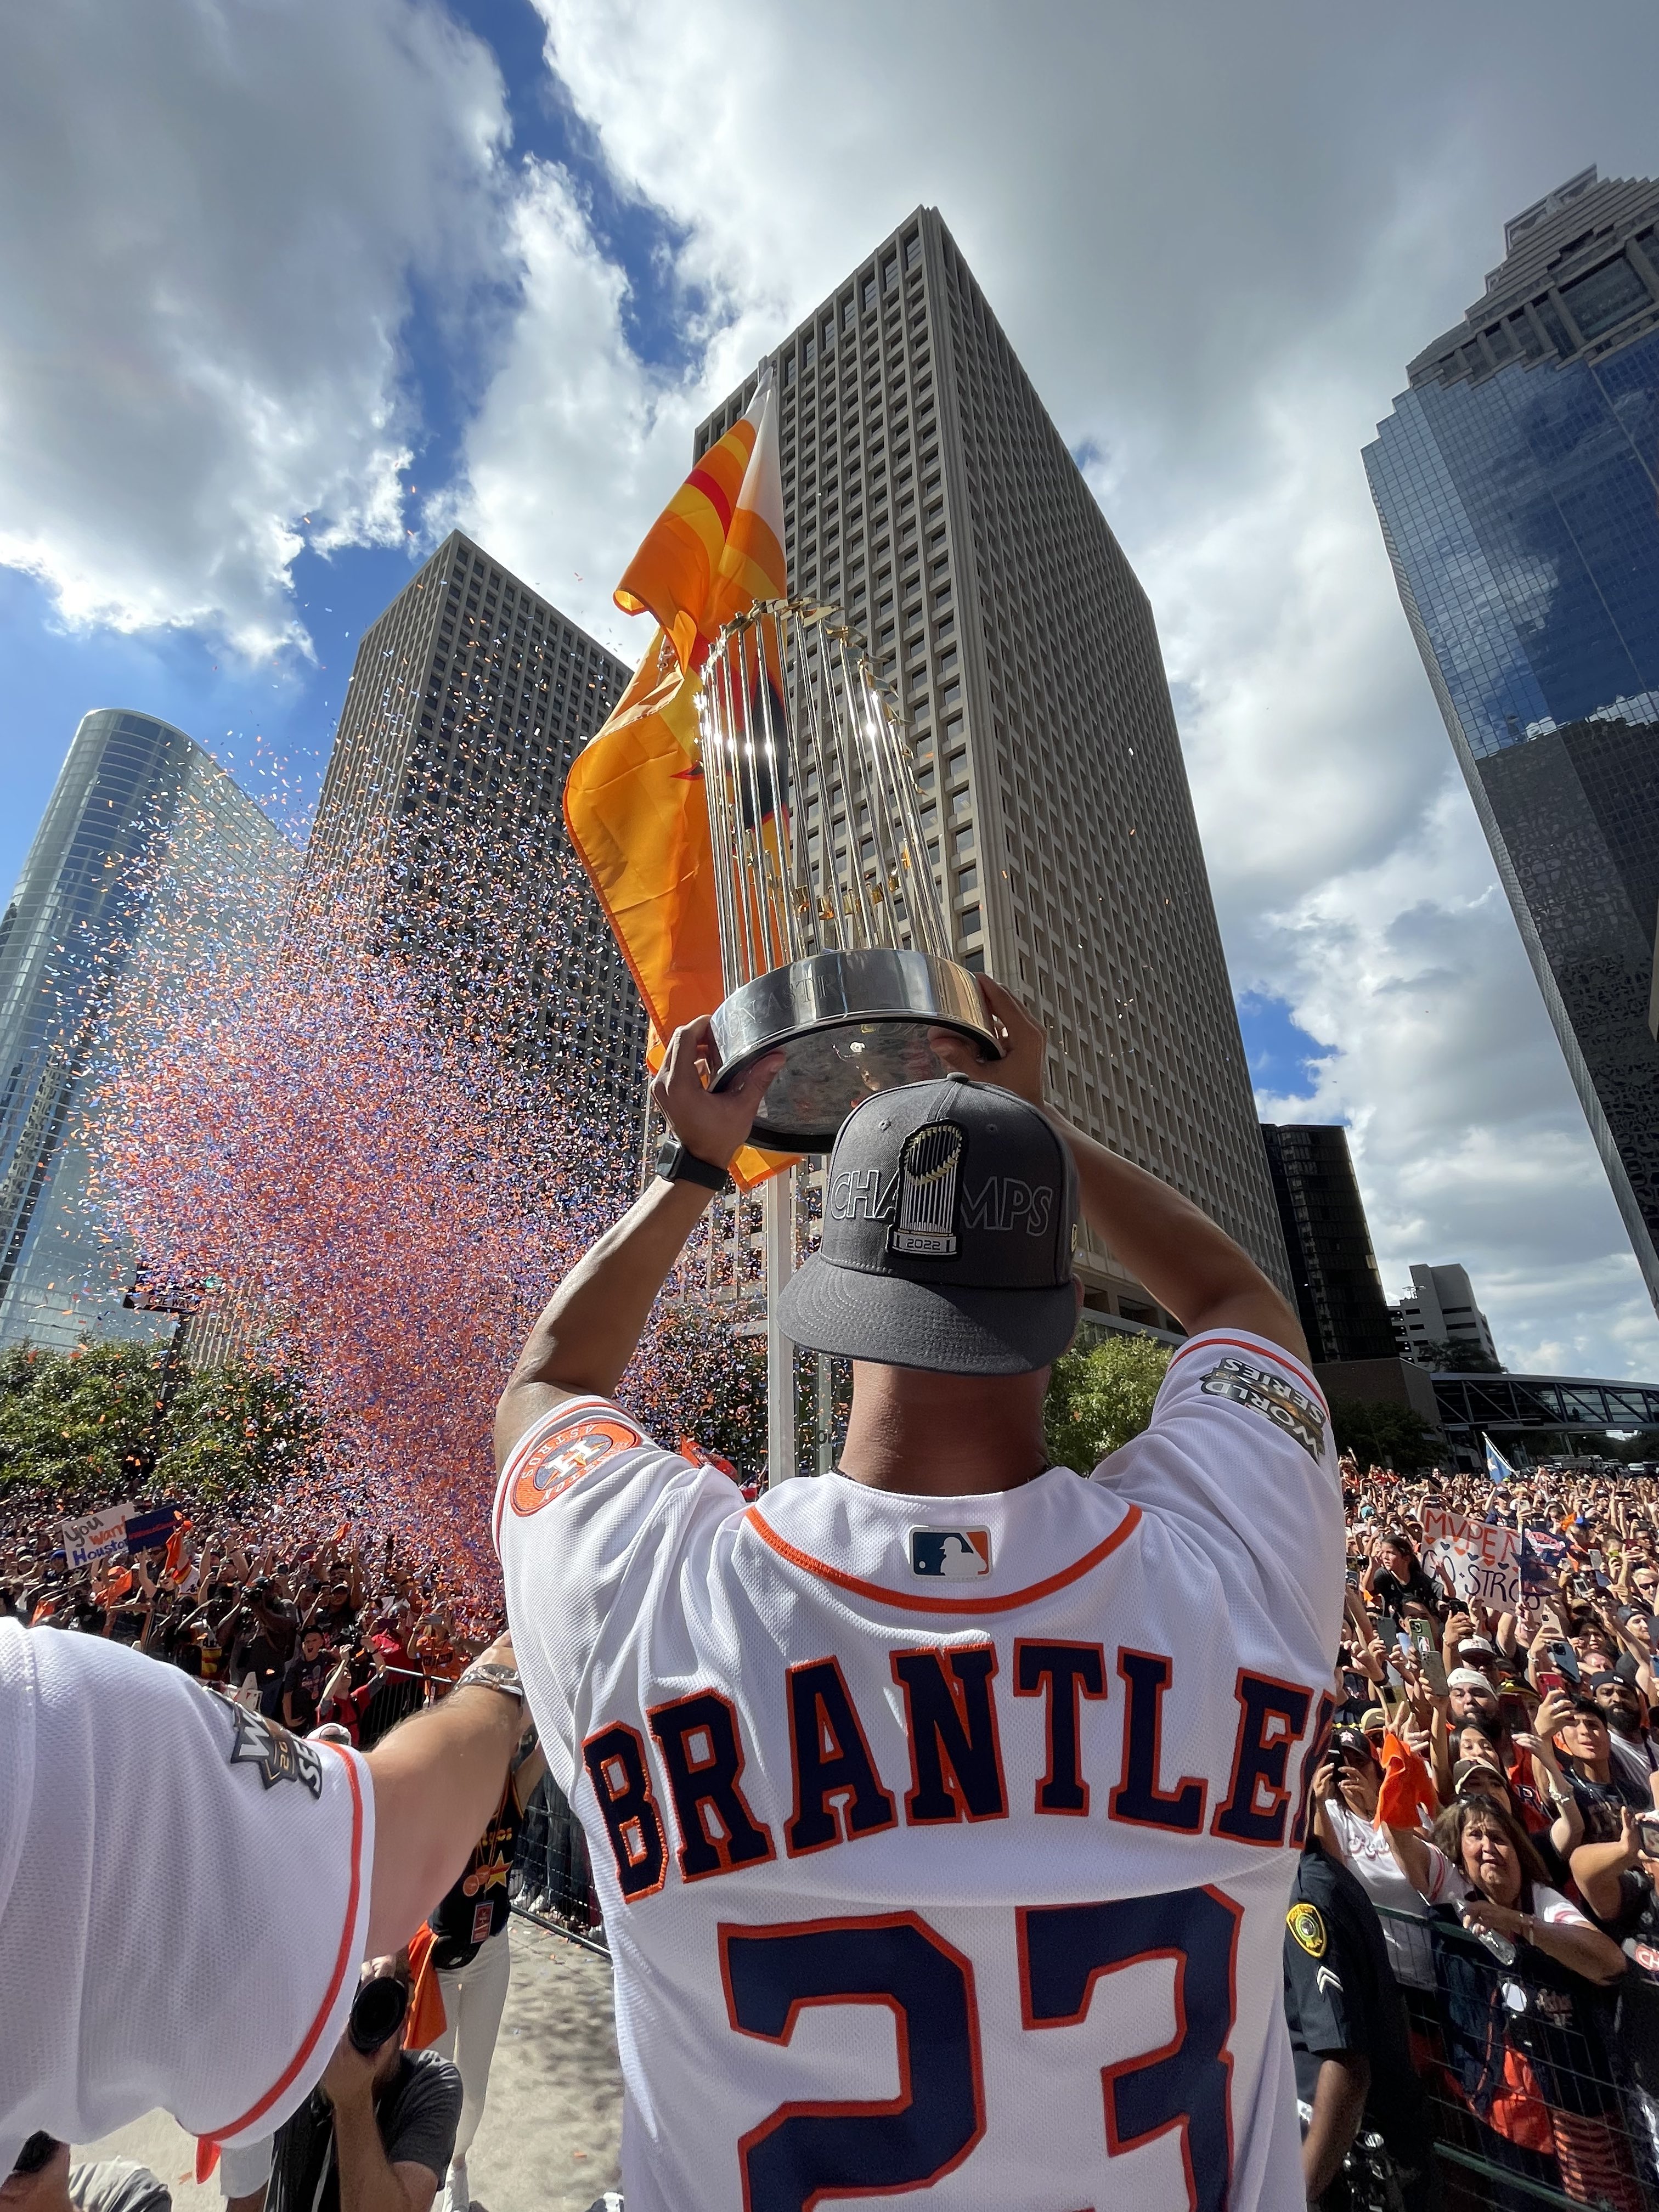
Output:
top-left (493, 979), bottom-right (1344, 2211)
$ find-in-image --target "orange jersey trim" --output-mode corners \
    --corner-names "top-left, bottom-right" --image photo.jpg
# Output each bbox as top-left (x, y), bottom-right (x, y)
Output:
top-left (741, 1502), bottom-right (1142, 1616)
top-left (206, 1742), bottom-right (367, 2140)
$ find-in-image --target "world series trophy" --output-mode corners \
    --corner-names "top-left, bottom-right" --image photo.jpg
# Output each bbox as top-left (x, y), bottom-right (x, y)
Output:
top-left (698, 599), bottom-right (1000, 1150)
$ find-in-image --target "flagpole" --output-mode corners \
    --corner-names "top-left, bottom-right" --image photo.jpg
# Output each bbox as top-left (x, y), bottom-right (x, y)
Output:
top-left (765, 1167), bottom-right (795, 1483)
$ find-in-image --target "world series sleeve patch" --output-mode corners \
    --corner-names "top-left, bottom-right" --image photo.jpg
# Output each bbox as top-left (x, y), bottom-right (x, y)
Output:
top-left (1198, 1356), bottom-right (1327, 1461)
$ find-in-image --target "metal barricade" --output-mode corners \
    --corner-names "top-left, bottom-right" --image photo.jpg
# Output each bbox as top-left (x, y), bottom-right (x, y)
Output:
top-left (353, 1663), bottom-right (427, 1750)
top-left (510, 1774), bottom-right (607, 1956)
top-left (1375, 1903), bottom-right (1655, 2210)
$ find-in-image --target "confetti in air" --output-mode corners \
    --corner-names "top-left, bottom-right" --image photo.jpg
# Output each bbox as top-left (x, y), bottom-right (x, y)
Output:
top-left (88, 799), bottom-right (764, 1622)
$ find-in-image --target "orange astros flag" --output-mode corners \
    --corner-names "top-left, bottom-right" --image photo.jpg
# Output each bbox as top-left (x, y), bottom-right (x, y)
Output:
top-left (565, 374), bottom-right (791, 1187)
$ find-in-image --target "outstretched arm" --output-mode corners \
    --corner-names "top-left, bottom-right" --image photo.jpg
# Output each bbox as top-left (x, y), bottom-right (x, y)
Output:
top-left (363, 1638), bottom-right (525, 1956)
top-left (493, 1020), bottom-right (783, 1473)
top-left (932, 978), bottom-right (1307, 1360)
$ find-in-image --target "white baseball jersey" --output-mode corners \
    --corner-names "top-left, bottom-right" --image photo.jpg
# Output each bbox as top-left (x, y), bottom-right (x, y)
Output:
top-left (496, 1327), bottom-right (1344, 2212)
top-left (0, 1618), bottom-right (374, 2170)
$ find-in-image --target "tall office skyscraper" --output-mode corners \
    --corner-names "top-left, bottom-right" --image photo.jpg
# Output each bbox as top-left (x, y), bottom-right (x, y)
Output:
top-left (696, 207), bottom-right (1289, 1318)
top-left (308, 530), bottom-right (646, 1111)
top-left (0, 709), bottom-right (299, 1352)
top-left (1261, 1123), bottom-right (1397, 1363)
top-left (1365, 167), bottom-right (1659, 1313)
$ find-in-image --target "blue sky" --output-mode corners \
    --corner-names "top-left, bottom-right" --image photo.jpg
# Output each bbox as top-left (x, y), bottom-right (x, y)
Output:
top-left (4, 0), bottom-right (1656, 1376)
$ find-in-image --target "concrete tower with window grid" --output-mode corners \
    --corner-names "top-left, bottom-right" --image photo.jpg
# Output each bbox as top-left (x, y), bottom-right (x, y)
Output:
top-left (307, 530), bottom-right (646, 1116)
top-left (696, 208), bottom-right (1289, 1318)
top-left (1260, 1123), bottom-right (1397, 1363)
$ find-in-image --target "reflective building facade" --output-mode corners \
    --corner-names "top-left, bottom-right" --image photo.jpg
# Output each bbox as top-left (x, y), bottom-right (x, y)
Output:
top-left (1365, 167), bottom-right (1659, 1312)
top-left (697, 206), bottom-right (1290, 1318)
top-left (0, 710), bottom-right (298, 1352)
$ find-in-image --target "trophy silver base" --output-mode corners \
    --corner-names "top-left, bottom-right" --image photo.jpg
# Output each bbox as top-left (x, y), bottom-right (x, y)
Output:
top-left (708, 947), bottom-right (1001, 1151)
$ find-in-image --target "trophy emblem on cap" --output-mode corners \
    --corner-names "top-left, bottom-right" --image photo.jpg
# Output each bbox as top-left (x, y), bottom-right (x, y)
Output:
top-left (890, 1122), bottom-right (962, 1257)
top-left (699, 600), bottom-right (1000, 1149)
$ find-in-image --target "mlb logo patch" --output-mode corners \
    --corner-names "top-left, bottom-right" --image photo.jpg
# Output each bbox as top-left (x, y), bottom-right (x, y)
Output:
top-left (909, 1527), bottom-right (991, 1579)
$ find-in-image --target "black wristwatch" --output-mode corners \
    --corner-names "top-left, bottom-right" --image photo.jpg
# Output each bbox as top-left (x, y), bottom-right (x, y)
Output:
top-left (655, 1135), bottom-right (730, 1191)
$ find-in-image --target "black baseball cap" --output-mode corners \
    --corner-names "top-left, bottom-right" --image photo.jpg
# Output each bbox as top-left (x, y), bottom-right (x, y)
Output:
top-left (778, 1074), bottom-right (1080, 1375)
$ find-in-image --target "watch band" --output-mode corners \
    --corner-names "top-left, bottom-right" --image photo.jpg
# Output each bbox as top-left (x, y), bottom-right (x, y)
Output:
top-left (655, 1135), bottom-right (729, 1190)
top-left (456, 1660), bottom-right (524, 1705)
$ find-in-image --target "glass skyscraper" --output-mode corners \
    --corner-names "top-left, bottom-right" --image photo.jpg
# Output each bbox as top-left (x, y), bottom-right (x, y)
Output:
top-left (1365, 167), bottom-right (1659, 1313)
top-left (0, 709), bottom-right (298, 1352)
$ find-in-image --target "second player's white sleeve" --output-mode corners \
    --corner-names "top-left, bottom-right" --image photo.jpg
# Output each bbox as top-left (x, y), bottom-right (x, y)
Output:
top-left (1091, 1327), bottom-right (1345, 1654)
top-left (493, 1395), bottom-right (744, 1796)
top-left (0, 1618), bottom-right (373, 2170)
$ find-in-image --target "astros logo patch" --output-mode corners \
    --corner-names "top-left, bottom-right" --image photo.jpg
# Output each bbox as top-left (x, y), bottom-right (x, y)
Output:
top-left (1288, 1901), bottom-right (1327, 1958)
top-left (511, 1410), bottom-right (643, 1519)
top-left (910, 1527), bottom-right (991, 1579)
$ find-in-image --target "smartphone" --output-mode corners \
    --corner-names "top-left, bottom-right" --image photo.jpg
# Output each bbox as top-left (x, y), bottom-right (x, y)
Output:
top-left (1637, 1814), bottom-right (1659, 1858)
top-left (1419, 1650), bottom-right (1450, 1698)
top-left (1536, 1668), bottom-right (1565, 1696)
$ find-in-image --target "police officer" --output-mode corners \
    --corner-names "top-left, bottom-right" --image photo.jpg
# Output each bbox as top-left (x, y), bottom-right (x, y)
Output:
top-left (1284, 1833), bottom-right (1440, 2210)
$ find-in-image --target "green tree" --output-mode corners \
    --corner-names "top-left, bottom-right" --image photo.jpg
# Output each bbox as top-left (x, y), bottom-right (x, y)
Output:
top-left (1329, 1397), bottom-right (1441, 1471)
top-left (153, 1362), bottom-right (319, 1498)
top-left (1409, 1340), bottom-right (1503, 1375)
top-left (0, 1338), bottom-right (318, 1507)
top-left (0, 1339), bottom-right (170, 1502)
top-left (1045, 1333), bottom-right (1173, 1469)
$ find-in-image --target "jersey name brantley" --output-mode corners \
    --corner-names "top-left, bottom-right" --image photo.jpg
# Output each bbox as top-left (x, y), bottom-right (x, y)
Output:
top-left (582, 1639), bottom-right (1335, 1901)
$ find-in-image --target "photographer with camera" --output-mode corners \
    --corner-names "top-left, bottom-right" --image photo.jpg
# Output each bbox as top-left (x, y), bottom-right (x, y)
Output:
top-left (244, 1956), bottom-right (460, 2212)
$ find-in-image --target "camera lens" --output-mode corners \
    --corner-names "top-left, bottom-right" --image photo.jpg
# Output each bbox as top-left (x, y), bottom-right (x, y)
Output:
top-left (347, 1974), bottom-right (410, 2055)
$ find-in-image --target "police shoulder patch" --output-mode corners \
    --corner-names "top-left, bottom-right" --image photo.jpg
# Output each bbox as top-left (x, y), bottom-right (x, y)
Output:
top-left (510, 1405), bottom-right (644, 1519)
top-left (1288, 1900), bottom-right (1327, 1957)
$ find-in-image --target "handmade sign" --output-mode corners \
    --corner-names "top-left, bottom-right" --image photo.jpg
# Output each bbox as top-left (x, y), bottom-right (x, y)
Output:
top-left (60, 1502), bottom-right (135, 1575)
top-left (1422, 1504), bottom-right (1520, 1609)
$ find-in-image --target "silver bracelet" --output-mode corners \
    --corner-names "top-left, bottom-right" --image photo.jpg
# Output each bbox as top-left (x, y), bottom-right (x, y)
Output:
top-left (455, 1660), bottom-right (523, 1705)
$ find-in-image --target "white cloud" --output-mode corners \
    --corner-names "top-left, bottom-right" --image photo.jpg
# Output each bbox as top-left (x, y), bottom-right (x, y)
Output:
top-left (0, 0), bottom-right (510, 656)
top-left (429, 160), bottom-right (689, 657)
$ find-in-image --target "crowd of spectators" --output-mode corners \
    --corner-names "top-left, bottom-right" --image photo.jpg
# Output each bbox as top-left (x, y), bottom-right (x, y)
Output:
top-left (0, 1499), bottom-right (477, 1748)
top-left (0, 1492), bottom-right (589, 2212)
top-left (1297, 1455), bottom-right (1659, 2208)
top-left (8, 1452), bottom-right (1659, 2208)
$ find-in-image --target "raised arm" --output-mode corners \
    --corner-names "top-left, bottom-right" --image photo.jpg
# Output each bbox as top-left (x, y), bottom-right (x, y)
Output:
top-left (493, 1020), bottom-right (782, 1471)
top-left (1570, 1809), bottom-right (1642, 1921)
top-left (1382, 1820), bottom-right (1437, 1899)
top-left (931, 979), bottom-right (1306, 1359)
